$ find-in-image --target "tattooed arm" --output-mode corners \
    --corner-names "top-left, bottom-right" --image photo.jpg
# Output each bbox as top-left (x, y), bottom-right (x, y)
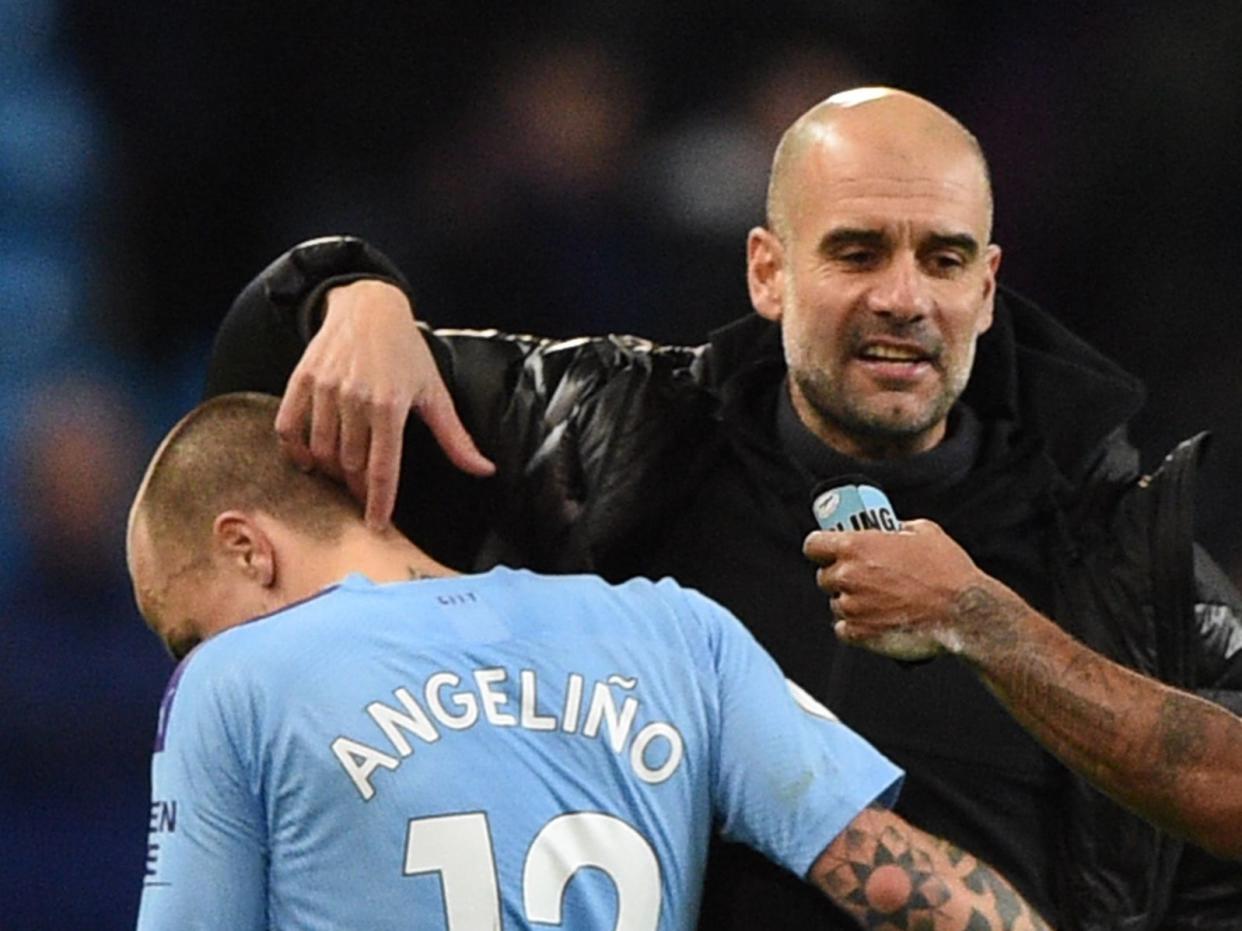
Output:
top-left (947, 583), bottom-right (1242, 860)
top-left (810, 805), bottom-right (1051, 930)
top-left (805, 520), bottom-right (1242, 860)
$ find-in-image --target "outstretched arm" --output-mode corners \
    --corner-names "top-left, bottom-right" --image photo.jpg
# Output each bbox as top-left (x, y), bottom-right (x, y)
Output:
top-left (209, 237), bottom-right (711, 556)
top-left (274, 279), bottom-right (494, 526)
top-left (810, 805), bottom-right (1051, 930)
top-left (805, 521), bottom-right (1242, 859)
top-left (206, 237), bottom-right (494, 529)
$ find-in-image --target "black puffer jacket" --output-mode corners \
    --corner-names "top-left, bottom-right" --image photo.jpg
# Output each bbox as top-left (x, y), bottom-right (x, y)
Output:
top-left (208, 236), bottom-right (1242, 929)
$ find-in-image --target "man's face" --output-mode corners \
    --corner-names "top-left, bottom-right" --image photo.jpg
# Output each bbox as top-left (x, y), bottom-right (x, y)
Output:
top-left (127, 516), bottom-right (265, 660)
top-left (756, 129), bottom-right (1001, 458)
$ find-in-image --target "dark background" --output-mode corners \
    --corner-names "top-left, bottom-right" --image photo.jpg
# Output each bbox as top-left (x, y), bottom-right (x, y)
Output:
top-left (2, 1), bottom-right (1239, 926)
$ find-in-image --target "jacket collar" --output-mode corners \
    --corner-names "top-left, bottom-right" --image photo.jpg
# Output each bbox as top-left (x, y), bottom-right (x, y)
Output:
top-left (702, 286), bottom-right (1146, 481)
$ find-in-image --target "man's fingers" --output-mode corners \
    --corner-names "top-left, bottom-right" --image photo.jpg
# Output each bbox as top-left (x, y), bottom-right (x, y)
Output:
top-left (364, 404), bottom-right (404, 529)
top-left (338, 399), bottom-right (371, 514)
top-left (901, 517), bottom-right (935, 536)
top-left (834, 619), bottom-right (881, 647)
top-left (338, 392), bottom-right (371, 480)
top-left (834, 617), bottom-right (894, 645)
top-left (309, 384), bottom-right (343, 479)
top-left (803, 529), bottom-right (846, 564)
top-left (276, 374), bottom-right (316, 471)
top-left (344, 465), bottom-right (368, 507)
top-left (419, 393), bottom-right (496, 477)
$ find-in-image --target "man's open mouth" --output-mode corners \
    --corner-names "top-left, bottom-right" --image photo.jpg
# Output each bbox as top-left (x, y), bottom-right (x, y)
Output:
top-left (857, 342), bottom-right (936, 365)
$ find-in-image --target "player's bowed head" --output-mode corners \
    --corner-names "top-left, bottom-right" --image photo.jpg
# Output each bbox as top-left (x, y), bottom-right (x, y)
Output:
top-left (126, 392), bottom-right (453, 660)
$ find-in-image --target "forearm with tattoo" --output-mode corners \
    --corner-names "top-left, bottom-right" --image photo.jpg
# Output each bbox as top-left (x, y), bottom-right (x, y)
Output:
top-left (810, 806), bottom-right (1051, 930)
top-left (948, 582), bottom-right (1242, 859)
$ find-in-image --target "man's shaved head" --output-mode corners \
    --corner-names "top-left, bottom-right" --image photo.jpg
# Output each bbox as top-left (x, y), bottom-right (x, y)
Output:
top-left (127, 392), bottom-right (450, 659)
top-left (766, 87), bottom-right (993, 243)
top-left (130, 393), bottom-right (356, 561)
top-left (127, 392), bottom-right (359, 640)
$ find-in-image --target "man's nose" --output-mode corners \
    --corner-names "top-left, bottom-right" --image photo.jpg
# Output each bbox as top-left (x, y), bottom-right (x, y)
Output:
top-left (863, 254), bottom-right (933, 321)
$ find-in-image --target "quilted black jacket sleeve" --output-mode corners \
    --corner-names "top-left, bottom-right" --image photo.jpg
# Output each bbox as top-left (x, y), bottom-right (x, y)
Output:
top-left (205, 235), bottom-right (712, 572)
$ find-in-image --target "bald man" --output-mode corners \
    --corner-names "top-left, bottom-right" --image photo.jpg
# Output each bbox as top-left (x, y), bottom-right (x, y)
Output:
top-left (206, 88), bottom-right (1242, 928)
top-left (130, 391), bottom-right (1052, 931)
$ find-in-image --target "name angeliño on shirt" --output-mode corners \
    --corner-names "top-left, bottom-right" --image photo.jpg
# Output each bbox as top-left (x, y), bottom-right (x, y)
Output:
top-left (331, 666), bottom-right (685, 800)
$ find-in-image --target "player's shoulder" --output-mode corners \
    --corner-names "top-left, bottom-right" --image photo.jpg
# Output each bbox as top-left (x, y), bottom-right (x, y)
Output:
top-left (495, 566), bottom-right (691, 608)
top-left (512, 568), bottom-right (737, 640)
top-left (154, 577), bottom-right (401, 741)
top-left (176, 577), bottom-right (368, 689)
top-left (152, 622), bottom-right (269, 751)
top-left (217, 579), bottom-right (350, 646)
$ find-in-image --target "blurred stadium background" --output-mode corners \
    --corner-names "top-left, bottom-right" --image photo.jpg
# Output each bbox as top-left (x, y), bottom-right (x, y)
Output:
top-left (2, 1), bottom-right (1239, 926)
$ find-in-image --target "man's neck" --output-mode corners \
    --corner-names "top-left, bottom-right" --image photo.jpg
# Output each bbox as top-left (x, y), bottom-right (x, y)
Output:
top-left (313, 524), bottom-right (457, 591)
top-left (776, 384), bottom-right (983, 495)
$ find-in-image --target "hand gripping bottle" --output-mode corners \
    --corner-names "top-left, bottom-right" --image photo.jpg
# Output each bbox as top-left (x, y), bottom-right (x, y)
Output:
top-left (809, 476), bottom-right (934, 663)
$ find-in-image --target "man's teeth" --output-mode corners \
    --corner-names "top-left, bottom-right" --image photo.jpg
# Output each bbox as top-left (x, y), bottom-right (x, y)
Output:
top-left (863, 346), bottom-right (924, 361)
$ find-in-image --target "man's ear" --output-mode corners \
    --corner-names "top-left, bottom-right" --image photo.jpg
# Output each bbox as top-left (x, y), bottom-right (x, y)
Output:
top-left (212, 511), bottom-right (276, 587)
top-left (747, 226), bottom-right (786, 323)
top-left (976, 243), bottom-right (1002, 335)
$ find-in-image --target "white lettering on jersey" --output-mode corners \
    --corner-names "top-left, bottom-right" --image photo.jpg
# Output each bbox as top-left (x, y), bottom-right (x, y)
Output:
top-left (426, 672), bottom-right (480, 730)
top-left (520, 669), bottom-right (557, 731)
top-left (331, 737), bottom-right (400, 801)
top-left (630, 722), bottom-right (684, 785)
top-left (367, 687), bottom-right (441, 756)
top-left (333, 668), bottom-right (685, 799)
top-left (474, 667), bottom-right (517, 726)
top-left (561, 673), bottom-right (584, 733)
top-left (582, 681), bottom-right (638, 753)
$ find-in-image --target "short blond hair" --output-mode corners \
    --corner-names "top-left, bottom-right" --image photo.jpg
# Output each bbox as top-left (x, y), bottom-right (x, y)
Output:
top-left (133, 392), bottom-right (358, 562)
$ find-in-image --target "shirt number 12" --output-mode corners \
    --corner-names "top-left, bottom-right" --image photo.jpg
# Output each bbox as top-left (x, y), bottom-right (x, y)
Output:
top-left (404, 810), bottom-right (662, 929)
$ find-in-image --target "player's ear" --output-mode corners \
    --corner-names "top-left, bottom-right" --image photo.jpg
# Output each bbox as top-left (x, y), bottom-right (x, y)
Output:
top-left (212, 511), bottom-right (277, 587)
top-left (748, 226), bottom-right (786, 323)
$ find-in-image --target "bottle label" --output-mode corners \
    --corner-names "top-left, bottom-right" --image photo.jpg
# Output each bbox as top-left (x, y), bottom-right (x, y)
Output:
top-left (811, 484), bottom-right (900, 533)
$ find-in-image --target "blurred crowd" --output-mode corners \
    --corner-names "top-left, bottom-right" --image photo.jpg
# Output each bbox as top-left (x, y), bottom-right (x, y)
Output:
top-left (2, 1), bottom-right (1239, 926)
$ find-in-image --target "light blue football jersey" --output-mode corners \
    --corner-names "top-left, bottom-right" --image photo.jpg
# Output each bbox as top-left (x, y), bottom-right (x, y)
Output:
top-left (138, 568), bottom-right (901, 930)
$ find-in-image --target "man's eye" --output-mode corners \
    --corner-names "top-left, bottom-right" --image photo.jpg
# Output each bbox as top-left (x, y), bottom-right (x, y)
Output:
top-left (839, 251), bottom-right (875, 266)
top-left (928, 253), bottom-right (965, 272)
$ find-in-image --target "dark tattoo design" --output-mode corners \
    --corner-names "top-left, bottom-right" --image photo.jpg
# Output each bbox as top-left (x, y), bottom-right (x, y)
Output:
top-left (820, 820), bottom-right (952, 928)
top-left (1140, 693), bottom-right (1212, 827)
top-left (839, 827), bottom-right (949, 924)
top-left (962, 863), bottom-right (1024, 926)
top-left (951, 585), bottom-right (1023, 653)
top-left (958, 584), bottom-right (1130, 773)
top-left (946, 841), bottom-right (1051, 930)
top-left (1033, 650), bottom-right (1123, 766)
top-left (818, 809), bottom-right (1050, 929)
top-left (1156, 693), bottom-right (1209, 767)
